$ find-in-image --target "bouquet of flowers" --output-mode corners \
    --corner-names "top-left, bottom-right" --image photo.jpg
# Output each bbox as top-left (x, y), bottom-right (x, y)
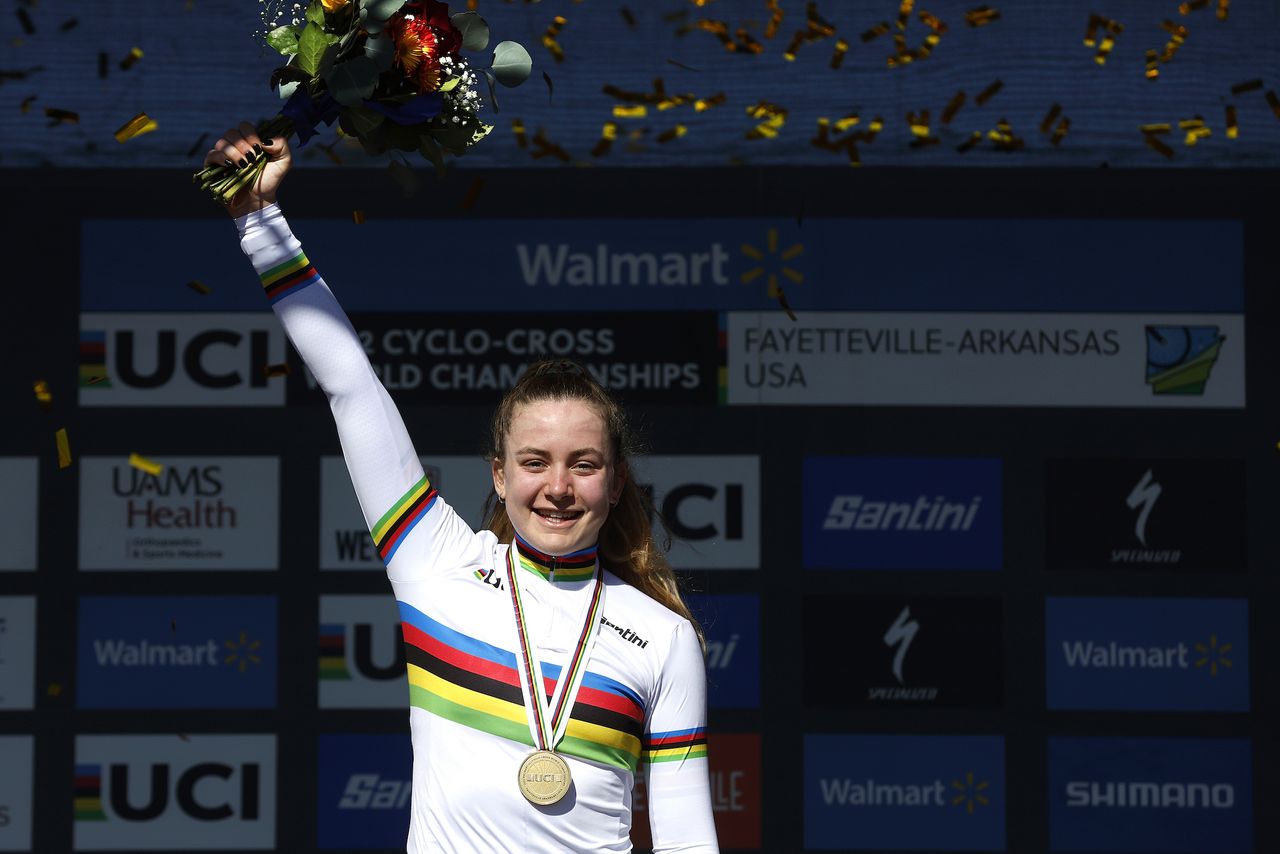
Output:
top-left (195, 0), bottom-right (532, 204)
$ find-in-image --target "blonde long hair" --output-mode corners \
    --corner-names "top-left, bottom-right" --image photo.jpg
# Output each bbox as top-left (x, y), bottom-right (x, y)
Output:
top-left (482, 360), bottom-right (703, 647)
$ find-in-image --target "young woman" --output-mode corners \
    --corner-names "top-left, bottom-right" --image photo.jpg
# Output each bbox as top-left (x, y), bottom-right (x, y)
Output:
top-left (208, 123), bottom-right (718, 853)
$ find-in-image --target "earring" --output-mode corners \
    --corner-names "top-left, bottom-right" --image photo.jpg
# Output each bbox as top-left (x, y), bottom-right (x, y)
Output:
top-left (498, 494), bottom-right (505, 504)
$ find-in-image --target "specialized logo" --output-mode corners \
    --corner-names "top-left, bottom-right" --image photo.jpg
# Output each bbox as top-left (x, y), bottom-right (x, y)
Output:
top-left (78, 314), bottom-right (286, 406)
top-left (73, 735), bottom-right (276, 850)
top-left (77, 597), bottom-right (276, 709)
top-left (1046, 597), bottom-right (1248, 712)
top-left (740, 227), bottom-right (804, 298)
top-left (1144, 325), bottom-right (1225, 396)
top-left (883, 606), bottom-right (919, 686)
top-left (1126, 469), bottom-right (1160, 546)
top-left (804, 458), bottom-right (1002, 570)
top-left (318, 597), bottom-right (407, 709)
top-left (1049, 736), bottom-right (1251, 853)
top-left (318, 734), bottom-right (412, 849)
top-left (805, 734), bottom-right (1005, 850)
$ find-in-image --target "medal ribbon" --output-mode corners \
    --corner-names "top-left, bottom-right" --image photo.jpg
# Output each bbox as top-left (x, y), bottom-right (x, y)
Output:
top-left (505, 543), bottom-right (606, 753)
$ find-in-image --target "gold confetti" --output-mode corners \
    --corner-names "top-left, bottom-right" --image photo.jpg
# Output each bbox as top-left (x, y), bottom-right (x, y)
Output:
top-left (620, 7), bottom-right (637, 28)
top-left (888, 2), bottom-right (947, 67)
top-left (613, 104), bottom-right (648, 119)
top-left (975, 79), bottom-right (1002, 106)
top-left (1225, 105), bottom-right (1238, 138)
top-left (56, 429), bottom-right (72, 469)
top-left (462, 176), bottom-right (484, 209)
top-left (906, 109), bottom-right (938, 147)
top-left (941, 90), bottom-right (966, 124)
top-left (120, 47), bottom-right (144, 71)
top-left (1084, 14), bottom-right (1123, 65)
top-left (129, 453), bottom-right (162, 476)
top-left (186, 280), bottom-right (211, 296)
top-left (694, 93), bottom-right (726, 111)
top-left (1230, 79), bottom-right (1262, 95)
top-left (512, 118), bottom-right (528, 148)
top-left (830, 38), bottom-right (849, 68)
top-left (1179, 115), bottom-right (1211, 145)
top-left (1039, 103), bottom-right (1069, 144)
top-left (591, 121), bottom-right (619, 157)
top-left (16, 8), bottom-right (34, 35)
top-left (33, 379), bottom-right (52, 409)
top-left (530, 127), bottom-right (572, 162)
top-left (1177, 0), bottom-right (1209, 13)
top-left (61, 18), bottom-right (80, 32)
top-left (1267, 91), bottom-right (1280, 120)
top-left (113, 112), bottom-right (157, 143)
top-left (263, 363), bottom-right (290, 378)
top-left (47, 683), bottom-right (62, 697)
top-left (1145, 49), bottom-right (1160, 80)
top-left (1216, 0), bottom-right (1229, 21)
top-left (861, 22), bottom-right (890, 42)
top-left (656, 124), bottom-right (687, 143)
top-left (44, 108), bottom-right (79, 125)
top-left (1159, 20), bottom-right (1188, 62)
top-left (542, 16), bottom-right (567, 62)
top-left (351, 209), bottom-right (365, 224)
top-left (987, 118), bottom-right (1024, 151)
top-left (964, 6), bottom-right (1000, 27)
top-left (1141, 125), bottom-right (1175, 158)
top-left (783, 2), bottom-right (838, 60)
top-left (745, 101), bottom-right (787, 139)
top-left (20, 95), bottom-right (36, 113)
top-left (692, 19), bottom-right (764, 53)
top-left (765, 0), bottom-right (784, 38)
top-left (810, 113), bottom-right (879, 166)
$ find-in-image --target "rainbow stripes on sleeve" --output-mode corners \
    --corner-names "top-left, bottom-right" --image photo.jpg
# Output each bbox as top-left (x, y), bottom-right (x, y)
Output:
top-left (642, 727), bottom-right (709, 764)
top-left (259, 251), bottom-right (320, 304)
top-left (372, 475), bottom-right (439, 564)
top-left (398, 601), bottom-right (646, 772)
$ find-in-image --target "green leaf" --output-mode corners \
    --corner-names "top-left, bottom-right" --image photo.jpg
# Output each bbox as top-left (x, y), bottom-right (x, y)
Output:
top-left (364, 0), bottom-right (407, 32)
top-left (326, 55), bottom-right (379, 106)
top-left (490, 41), bottom-right (532, 88)
top-left (305, 0), bottom-right (325, 26)
top-left (297, 23), bottom-right (336, 76)
top-left (267, 26), bottom-right (300, 56)
top-left (429, 122), bottom-right (474, 155)
top-left (438, 76), bottom-right (461, 93)
top-left (451, 12), bottom-right (490, 52)
top-left (341, 105), bottom-right (386, 137)
top-left (364, 33), bottom-right (396, 72)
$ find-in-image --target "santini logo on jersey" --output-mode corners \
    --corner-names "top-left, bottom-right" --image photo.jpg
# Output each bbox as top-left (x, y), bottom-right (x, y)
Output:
top-left (600, 616), bottom-right (648, 649)
top-left (822, 495), bottom-right (983, 532)
top-left (1065, 781), bottom-right (1234, 809)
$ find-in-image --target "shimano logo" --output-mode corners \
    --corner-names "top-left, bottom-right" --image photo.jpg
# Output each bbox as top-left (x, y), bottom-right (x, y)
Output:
top-left (1065, 781), bottom-right (1234, 809)
top-left (600, 616), bottom-right (648, 649)
top-left (822, 495), bottom-right (982, 532)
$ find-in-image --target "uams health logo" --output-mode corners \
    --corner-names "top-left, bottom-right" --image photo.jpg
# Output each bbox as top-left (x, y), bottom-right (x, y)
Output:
top-left (1144, 325), bottom-right (1225, 396)
top-left (73, 735), bottom-right (275, 850)
top-left (78, 314), bottom-right (285, 406)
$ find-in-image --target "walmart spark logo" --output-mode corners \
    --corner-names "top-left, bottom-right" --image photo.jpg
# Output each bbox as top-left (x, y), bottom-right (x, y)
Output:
top-left (951, 772), bottom-right (991, 815)
top-left (1194, 634), bottom-right (1232, 677)
top-left (1144, 325), bottom-right (1225, 395)
top-left (741, 228), bottom-right (804, 297)
top-left (224, 632), bottom-right (263, 673)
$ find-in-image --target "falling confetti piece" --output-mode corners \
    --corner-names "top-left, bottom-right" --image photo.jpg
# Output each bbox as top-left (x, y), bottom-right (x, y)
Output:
top-left (941, 90), bottom-right (966, 124)
top-left (613, 104), bottom-right (648, 119)
top-left (987, 118), bottom-right (1024, 150)
top-left (1084, 14), bottom-right (1123, 65)
top-left (591, 121), bottom-right (619, 157)
top-left (542, 16), bottom-right (567, 62)
top-left (861, 22), bottom-right (890, 42)
top-left (830, 38), bottom-right (849, 68)
top-left (975, 79), bottom-right (1002, 105)
top-left (542, 71), bottom-right (554, 102)
top-left (1230, 79), bottom-right (1262, 95)
top-left (113, 112), bottom-right (157, 143)
top-left (745, 101), bottom-right (788, 139)
top-left (964, 6), bottom-right (1000, 27)
top-left (186, 280), bottom-right (211, 296)
top-left (783, 2), bottom-right (837, 61)
top-left (765, 0), bottom-right (784, 38)
top-left (1216, 0), bottom-right (1229, 21)
top-left (56, 429), bottom-right (71, 469)
top-left (512, 118), bottom-right (528, 148)
top-left (33, 379), bottom-right (51, 409)
top-left (129, 453), bottom-right (163, 476)
top-left (1179, 116), bottom-right (1211, 145)
top-left (61, 18), bottom-right (79, 31)
top-left (352, 209), bottom-right (366, 224)
top-left (1158, 20), bottom-right (1188, 62)
top-left (530, 128), bottom-right (572, 162)
top-left (1177, 0), bottom-right (1209, 13)
top-left (1225, 105), bottom-right (1238, 138)
top-left (186, 132), bottom-right (209, 159)
top-left (1145, 49), bottom-right (1160, 79)
top-left (1267, 91), bottom-right (1280, 120)
top-left (462, 176), bottom-right (484, 209)
top-left (1142, 126), bottom-right (1175, 158)
top-left (1039, 103), bottom-right (1070, 144)
top-left (44, 107), bottom-right (78, 124)
top-left (119, 47), bottom-right (144, 71)
top-left (656, 124), bottom-right (687, 143)
top-left (263, 363), bottom-right (290, 378)
top-left (957, 131), bottom-right (982, 153)
top-left (19, 95), bottom-right (36, 113)
top-left (47, 684), bottom-right (62, 697)
top-left (620, 7), bottom-right (637, 28)
top-left (16, 8), bottom-right (34, 35)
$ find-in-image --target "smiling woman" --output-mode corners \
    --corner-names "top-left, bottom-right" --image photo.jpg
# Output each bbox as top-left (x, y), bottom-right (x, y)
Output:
top-left (212, 123), bottom-right (718, 853)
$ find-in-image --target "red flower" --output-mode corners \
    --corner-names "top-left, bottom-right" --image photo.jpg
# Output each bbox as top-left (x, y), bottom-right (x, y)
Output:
top-left (388, 0), bottom-right (462, 92)
top-left (401, 0), bottom-right (461, 57)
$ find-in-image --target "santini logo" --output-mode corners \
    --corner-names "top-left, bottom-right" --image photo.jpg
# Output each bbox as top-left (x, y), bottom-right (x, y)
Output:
top-left (600, 616), bottom-right (648, 649)
top-left (516, 244), bottom-right (730, 287)
top-left (823, 495), bottom-right (982, 531)
top-left (338, 774), bottom-right (410, 810)
top-left (820, 773), bottom-right (990, 813)
top-left (1060, 634), bottom-right (1232, 676)
top-left (1113, 468), bottom-right (1181, 564)
top-left (1066, 781), bottom-right (1234, 809)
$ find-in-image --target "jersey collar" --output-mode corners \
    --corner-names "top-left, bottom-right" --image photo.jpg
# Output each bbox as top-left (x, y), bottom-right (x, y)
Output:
top-left (512, 531), bottom-right (599, 584)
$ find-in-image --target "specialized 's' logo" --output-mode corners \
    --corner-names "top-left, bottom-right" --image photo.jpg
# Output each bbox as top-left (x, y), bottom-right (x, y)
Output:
top-left (951, 772), bottom-right (991, 815)
top-left (1144, 325), bottom-right (1224, 396)
top-left (1194, 634), bottom-right (1232, 676)
top-left (1126, 469), bottom-right (1161, 546)
top-left (883, 607), bottom-right (918, 685)
top-left (740, 228), bottom-right (804, 297)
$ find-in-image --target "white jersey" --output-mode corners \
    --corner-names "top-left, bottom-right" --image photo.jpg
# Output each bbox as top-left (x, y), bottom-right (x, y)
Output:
top-left (239, 205), bottom-right (718, 854)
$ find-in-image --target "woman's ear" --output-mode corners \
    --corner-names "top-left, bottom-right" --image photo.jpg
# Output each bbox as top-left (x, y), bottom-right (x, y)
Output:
top-left (609, 460), bottom-right (628, 506)
top-left (491, 457), bottom-right (505, 500)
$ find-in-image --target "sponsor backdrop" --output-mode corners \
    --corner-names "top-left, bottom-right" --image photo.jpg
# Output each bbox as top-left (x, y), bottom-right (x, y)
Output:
top-left (2, 166), bottom-right (1276, 854)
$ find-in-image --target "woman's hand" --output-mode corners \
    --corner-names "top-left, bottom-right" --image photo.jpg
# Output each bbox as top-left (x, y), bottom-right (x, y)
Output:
top-left (203, 121), bottom-right (293, 218)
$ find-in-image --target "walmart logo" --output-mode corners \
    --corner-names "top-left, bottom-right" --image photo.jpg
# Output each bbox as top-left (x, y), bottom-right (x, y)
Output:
top-left (1194, 634), bottom-right (1232, 677)
top-left (224, 632), bottom-right (263, 673)
top-left (1144, 325), bottom-right (1224, 395)
top-left (741, 228), bottom-right (804, 297)
top-left (951, 772), bottom-right (991, 815)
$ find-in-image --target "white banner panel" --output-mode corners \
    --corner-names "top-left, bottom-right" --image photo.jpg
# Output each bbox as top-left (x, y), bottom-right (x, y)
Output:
top-left (0, 598), bottom-right (35, 710)
top-left (78, 457), bottom-right (279, 570)
top-left (78, 314), bottom-right (286, 407)
top-left (725, 313), bottom-right (1245, 407)
top-left (73, 734), bottom-right (276, 851)
top-left (0, 459), bottom-right (37, 571)
top-left (318, 596), bottom-right (406, 709)
top-left (0, 736), bottom-right (33, 851)
top-left (631, 456), bottom-right (761, 570)
top-left (319, 456), bottom-right (492, 571)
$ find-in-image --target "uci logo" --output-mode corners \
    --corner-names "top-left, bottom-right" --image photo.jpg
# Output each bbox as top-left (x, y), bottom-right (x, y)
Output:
top-left (351, 623), bottom-right (406, 681)
top-left (100, 762), bottom-right (261, 821)
top-left (642, 482), bottom-right (744, 543)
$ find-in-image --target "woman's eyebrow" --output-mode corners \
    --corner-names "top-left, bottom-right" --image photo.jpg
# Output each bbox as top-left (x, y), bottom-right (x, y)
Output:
top-left (514, 446), bottom-right (604, 458)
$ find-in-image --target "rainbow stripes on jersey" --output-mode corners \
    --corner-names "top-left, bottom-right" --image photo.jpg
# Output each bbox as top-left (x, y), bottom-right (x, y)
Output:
top-left (259, 251), bottom-right (320, 304)
top-left (373, 475), bottom-right (439, 564)
top-left (399, 600), bottom-right (646, 772)
top-left (513, 532), bottom-right (598, 583)
top-left (642, 727), bottom-right (709, 764)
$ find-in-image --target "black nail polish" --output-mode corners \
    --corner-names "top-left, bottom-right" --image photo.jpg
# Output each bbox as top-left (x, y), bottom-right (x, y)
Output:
top-left (237, 158), bottom-right (248, 168)
top-left (223, 158), bottom-right (234, 168)
top-left (253, 143), bottom-right (263, 155)
top-left (261, 138), bottom-right (274, 146)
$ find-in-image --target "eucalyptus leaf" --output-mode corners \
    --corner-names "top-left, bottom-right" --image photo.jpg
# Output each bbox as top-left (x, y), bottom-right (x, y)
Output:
top-left (305, 0), bottom-right (325, 27)
top-left (342, 105), bottom-right (386, 137)
top-left (490, 41), bottom-right (532, 88)
top-left (451, 12), bottom-right (490, 52)
top-left (364, 0), bottom-right (407, 32)
top-left (297, 23), bottom-right (339, 76)
top-left (481, 69), bottom-right (501, 112)
top-left (266, 25), bottom-right (299, 56)
top-left (364, 34), bottom-right (396, 72)
top-left (326, 56), bottom-right (379, 107)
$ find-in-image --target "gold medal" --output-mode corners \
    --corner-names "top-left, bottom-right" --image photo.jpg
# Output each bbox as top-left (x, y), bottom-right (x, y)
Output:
top-left (518, 749), bottom-right (572, 805)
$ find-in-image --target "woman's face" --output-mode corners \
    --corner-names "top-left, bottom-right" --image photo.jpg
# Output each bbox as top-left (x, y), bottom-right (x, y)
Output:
top-left (492, 398), bottom-right (625, 557)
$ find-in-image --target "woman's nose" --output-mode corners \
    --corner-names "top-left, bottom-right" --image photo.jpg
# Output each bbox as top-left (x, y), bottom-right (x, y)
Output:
top-left (545, 466), bottom-right (573, 498)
